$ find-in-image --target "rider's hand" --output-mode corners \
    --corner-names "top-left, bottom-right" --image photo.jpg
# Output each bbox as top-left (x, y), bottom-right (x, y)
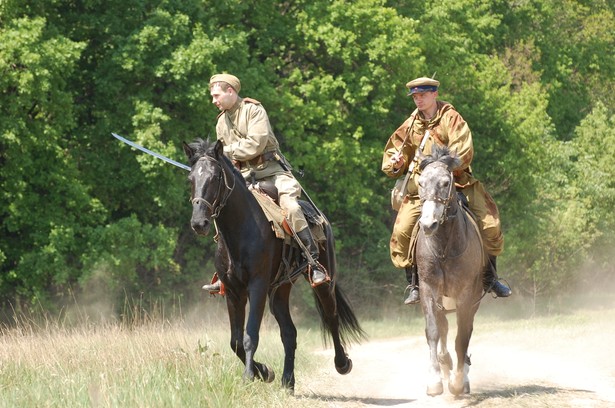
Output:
top-left (390, 152), bottom-right (405, 170)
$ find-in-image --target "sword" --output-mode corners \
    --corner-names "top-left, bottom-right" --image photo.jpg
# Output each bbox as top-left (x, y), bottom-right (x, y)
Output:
top-left (112, 133), bottom-right (191, 171)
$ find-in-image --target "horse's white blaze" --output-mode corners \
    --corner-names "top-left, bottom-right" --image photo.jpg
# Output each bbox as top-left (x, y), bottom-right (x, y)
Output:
top-left (419, 200), bottom-right (444, 229)
top-left (198, 165), bottom-right (204, 176)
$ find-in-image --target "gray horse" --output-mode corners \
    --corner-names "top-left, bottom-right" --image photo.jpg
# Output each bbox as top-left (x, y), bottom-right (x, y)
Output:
top-left (415, 145), bottom-right (485, 396)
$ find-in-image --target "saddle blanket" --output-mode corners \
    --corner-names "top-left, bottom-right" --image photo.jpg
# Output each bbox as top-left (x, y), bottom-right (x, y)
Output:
top-left (250, 188), bottom-right (326, 244)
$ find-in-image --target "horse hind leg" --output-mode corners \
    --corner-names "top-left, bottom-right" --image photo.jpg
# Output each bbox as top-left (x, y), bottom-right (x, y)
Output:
top-left (438, 350), bottom-right (453, 382)
top-left (449, 354), bottom-right (471, 395)
top-left (311, 276), bottom-right (364, 376)
top-left (269, 283), bottom-right (297, 391)
top-left (312, 283), bottom-right (353, 375)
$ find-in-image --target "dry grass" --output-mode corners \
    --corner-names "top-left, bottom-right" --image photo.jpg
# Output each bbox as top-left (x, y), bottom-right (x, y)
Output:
top-left (0, 300), bottom-right (317, 408)
top-left (1, 293), bottom-right (614, 407)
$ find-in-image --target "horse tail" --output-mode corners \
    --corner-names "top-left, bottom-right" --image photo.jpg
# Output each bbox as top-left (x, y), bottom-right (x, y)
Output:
top-left (313, 284), bottom-right (367, 347)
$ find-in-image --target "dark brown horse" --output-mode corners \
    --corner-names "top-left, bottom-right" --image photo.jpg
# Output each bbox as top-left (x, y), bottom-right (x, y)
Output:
top-left (183, 139), bottom-right (365, 391)
top-left (415, 145), bottom-right (485, 396)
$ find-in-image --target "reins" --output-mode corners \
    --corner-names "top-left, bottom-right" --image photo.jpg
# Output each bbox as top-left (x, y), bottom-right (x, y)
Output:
top-left (190, 156), bottom-right (235, 219)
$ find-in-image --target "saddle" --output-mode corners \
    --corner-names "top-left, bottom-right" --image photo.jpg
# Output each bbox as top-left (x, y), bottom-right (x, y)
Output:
top-left (249, 181), bottom-right (327, 244)
top-left (206, 181), bottom-right (327, 296)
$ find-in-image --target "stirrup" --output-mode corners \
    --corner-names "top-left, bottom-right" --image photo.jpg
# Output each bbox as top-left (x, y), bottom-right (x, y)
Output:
top-left (404, 285), bottom-right (420, 305)
top-left (309, 263), bottom-right (330, 287)
top-left (202, 280), bottom-right (221, 294)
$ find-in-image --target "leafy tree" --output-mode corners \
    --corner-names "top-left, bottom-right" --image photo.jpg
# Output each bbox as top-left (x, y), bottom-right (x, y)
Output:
top-left (0, 16), bottom-right (101, 308)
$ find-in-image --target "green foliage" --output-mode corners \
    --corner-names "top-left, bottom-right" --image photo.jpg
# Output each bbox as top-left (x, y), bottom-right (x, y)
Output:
top-left (79, 215), bottom-right (181, 303)
top-left (0, 15), bottom-right (102, 307)
top-left (272, 0), bottom-right (424, 253)
top-left (0, 0), bottom-right (613, 312)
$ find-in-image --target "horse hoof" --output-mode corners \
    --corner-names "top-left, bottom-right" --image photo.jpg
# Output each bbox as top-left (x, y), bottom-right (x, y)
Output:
top-left (448, 381), bottom-right (468, 396)
top-left (427, 381), bottom-right (443, 396)
top-left (264, 368), bottom-right (275, 383)
top-left (335, 358), bottom-right (353, 375)
top-left (255, 364), bottom-right (275, 383)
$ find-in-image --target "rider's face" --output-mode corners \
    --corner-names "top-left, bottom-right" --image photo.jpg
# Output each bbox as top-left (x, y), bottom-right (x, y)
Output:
top-left (211, 84), bottom-right (237, 111)
top-left (411, 91), bottom-right (438, 113)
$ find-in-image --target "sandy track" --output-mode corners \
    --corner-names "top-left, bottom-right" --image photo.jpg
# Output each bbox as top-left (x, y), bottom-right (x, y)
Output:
top-left (295, 325), bottom-right (615, 407)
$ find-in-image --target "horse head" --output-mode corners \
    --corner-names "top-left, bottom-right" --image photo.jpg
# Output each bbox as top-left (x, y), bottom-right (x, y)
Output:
top-left (182, 139), bottom-right (234, 236)
top-left (417, 145), bottom-right (461, 236)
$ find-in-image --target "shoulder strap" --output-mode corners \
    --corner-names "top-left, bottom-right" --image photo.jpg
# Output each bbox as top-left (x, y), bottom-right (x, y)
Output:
top-left (243, 97), bottom-right (261, 105)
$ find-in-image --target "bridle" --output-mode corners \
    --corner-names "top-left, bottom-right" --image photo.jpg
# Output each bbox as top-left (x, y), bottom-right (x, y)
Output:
top-left (419, 166), bottom-right (465, 265)
top-left (420, 167), bottom-right (455, 224)
top-left (190, 156), bottom-right (235, 219)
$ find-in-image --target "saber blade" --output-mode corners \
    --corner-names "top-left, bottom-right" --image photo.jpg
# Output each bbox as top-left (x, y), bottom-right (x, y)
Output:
top-left (112, 133), bottom-right (191, 171)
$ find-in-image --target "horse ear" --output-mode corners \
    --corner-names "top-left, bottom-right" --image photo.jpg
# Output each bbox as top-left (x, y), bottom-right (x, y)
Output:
top-left (182, 141), bottom-right (194, 160)
top-left (213, 139), bottom-right (224, 157)
top-left (443, 149), bottom-right (462, 171)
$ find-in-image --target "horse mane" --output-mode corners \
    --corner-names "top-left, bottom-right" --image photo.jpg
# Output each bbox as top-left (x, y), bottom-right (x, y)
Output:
top-left (419, 144), bottom-right (461, 172)
top-left (185, 138), bottom-right (244, 180)
top-left (185, 138), bottom-right (213, 166)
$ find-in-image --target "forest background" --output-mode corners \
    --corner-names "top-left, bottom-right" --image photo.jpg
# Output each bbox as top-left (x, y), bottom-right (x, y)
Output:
top-left (1, 0), bottom-right (613, 319)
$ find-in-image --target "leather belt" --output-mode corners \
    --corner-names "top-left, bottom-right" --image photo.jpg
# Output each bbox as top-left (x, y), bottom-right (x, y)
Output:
top-left (246, 151), bottom-right (276, 166)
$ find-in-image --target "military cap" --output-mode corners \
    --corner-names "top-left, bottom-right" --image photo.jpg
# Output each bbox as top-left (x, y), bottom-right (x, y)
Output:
top-left (210, 73), bottom-right (241, 93)
top-left (406, 77), bottom-right (440, 95)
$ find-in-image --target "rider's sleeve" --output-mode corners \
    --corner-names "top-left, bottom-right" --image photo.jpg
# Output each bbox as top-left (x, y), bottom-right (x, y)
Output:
top-left (443, 110), bottom-right (473, 174)
top-left (382, 119), bottom-right (414, 178)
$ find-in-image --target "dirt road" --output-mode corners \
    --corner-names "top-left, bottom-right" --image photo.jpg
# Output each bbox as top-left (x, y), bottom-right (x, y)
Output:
top-left (296, 316), bottom-right (615, 407)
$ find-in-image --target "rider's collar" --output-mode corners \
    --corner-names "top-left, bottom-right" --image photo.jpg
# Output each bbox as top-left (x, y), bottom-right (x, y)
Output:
top-left (226, 97), bottom-right (243, 115)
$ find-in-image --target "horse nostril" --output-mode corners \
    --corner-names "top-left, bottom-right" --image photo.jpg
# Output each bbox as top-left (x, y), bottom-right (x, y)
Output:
top-left (420, 220), bottom-right (438, 236)
top-left (191, 219), bottom-right (210, 236)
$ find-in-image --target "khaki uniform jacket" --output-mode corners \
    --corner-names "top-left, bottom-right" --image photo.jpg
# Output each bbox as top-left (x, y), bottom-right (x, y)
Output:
top-left (381, 101), bottom-right (476, 196)
top-left (216, 97), bottom-right (285, 179)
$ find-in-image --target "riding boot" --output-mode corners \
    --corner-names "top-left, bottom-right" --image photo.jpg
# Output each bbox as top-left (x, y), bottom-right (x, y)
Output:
top-left (483, 255), bottom-right (512, 297)
top-left (296, 228), bottom-right (327, 286)
top-left (404, 265), bottom-right (420, 305)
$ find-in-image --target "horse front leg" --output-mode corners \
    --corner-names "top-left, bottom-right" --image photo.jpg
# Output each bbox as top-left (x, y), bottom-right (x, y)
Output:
top-left (437, 311), bottom-right (452, 383)
top-left (422, 295), bottom-right (444, 396)
top-left (269, 283), bottom-right (297, 391)
top-left (225, 292), bottom-right (247, 365)
top-left (244, 281), bottom-right (275, 383)
top-left (449, 306), bottom-right (475, 396)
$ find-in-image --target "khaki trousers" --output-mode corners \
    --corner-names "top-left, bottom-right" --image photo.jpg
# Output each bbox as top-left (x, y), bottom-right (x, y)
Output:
top-left (262, 172), bottom-right (309, 233)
